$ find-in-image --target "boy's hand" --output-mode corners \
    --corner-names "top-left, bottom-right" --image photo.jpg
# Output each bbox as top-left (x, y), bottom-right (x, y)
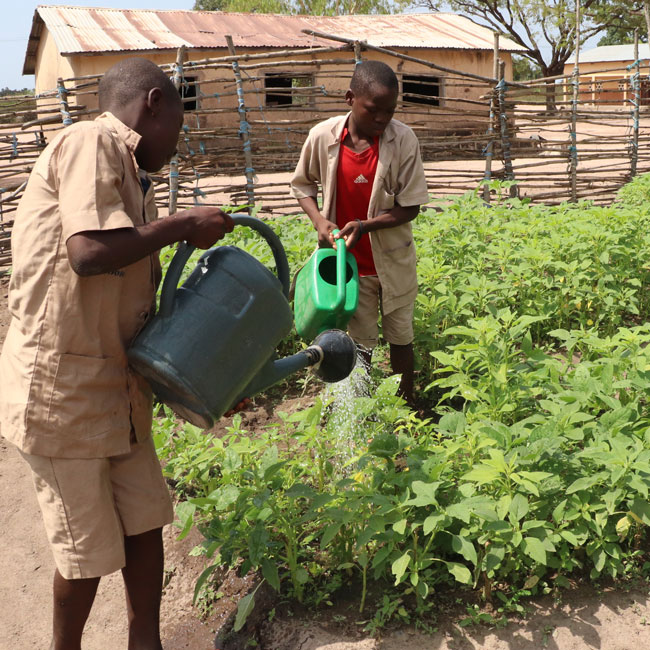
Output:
top-left (315, 215), bottom-right (338, 248)
top-left (178, 207), bottom-right (235, 249)
top-left (334, 220), bottom-right (363, 250)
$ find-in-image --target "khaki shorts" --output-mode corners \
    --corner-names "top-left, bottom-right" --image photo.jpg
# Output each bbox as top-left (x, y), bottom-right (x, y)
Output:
top-left (20, 435), bottom-right (174, 580)
top-left (347, 275), bottom-right (414, 349)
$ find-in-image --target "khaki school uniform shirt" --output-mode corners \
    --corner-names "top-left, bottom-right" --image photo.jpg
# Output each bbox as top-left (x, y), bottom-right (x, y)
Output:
top-left (290, 114), bottom-right (429, 313)
top-left (0, 112), bottom-right (159, 459)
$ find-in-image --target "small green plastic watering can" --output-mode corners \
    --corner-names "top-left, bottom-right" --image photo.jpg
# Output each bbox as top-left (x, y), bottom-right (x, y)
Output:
top-left (293, 230), bottom-right (359, 341)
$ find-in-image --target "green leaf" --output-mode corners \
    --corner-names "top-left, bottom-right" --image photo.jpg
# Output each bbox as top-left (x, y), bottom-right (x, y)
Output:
top-left (508, 494), bottom-right (529, 523)
top-left (445, 561), bottom-right (472, 584)
top-left (462, 465), bottom-right (502, 484)
top-left (261, 558), bottom-right (280, 592)
top-left (392, 519), bottom-right (407, 535)
top-left (522, 537), bottom-right (547, 565)
top-left (391, 552), bottom-right (411, 585)
top-left (192, 564), bottom-right (218, 605)
top-left (175, 501), bottom-right (196, 540)
top-left (423, 514), bottom-right (445, 535)
top-left (451, 535), bottom-right (478, 566)
top-left (629, 498), bottom-right (650, 526)
top-left (438, 411), bottom-right (466, 435)
top-left (405, 481), bottom-right (440, 506)
top-left (321, 522), bottom-right (342, 549)
top-left (560, 529), bottom-right (580, 546)
top-left (234, 582), bottom-right (262, 632)
top-left (285, 483), bottom-right (316, 499)
top-left (566, 475), bottom-right (602, 494)
top-left (446, 503), bottom-right (472, 524)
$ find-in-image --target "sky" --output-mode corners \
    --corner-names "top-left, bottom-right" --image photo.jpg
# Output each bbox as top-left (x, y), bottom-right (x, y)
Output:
top-left (1, 1), bottom-right (196, 90)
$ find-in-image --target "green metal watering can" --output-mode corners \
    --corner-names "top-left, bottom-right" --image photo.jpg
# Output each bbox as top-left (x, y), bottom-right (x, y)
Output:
top-left (294, 231), bottom-right (359, 341)
top-left (128, 215), bottom-right (356, 428)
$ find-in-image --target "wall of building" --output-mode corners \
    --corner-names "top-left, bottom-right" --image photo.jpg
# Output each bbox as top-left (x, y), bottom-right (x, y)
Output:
top-left (563, 60), bottom-right (650, 106)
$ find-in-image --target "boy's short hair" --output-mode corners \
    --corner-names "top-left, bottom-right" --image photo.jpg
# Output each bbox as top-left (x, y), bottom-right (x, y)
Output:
top-left (350, 60), bottom-right (398, 96)
top-left (98, 57), bottom-right (180, 112)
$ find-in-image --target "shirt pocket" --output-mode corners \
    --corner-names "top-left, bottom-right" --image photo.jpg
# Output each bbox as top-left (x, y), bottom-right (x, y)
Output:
top-left (376, 188), bottom-right (395, 211)
top-left (46, 353), bottom-right (130, 439)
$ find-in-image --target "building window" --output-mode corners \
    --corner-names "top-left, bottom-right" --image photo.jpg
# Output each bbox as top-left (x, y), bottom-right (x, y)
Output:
top-left (402, 74), bottom-right (440, 106)
top-left (265, 72), bottom-right (313, 107)
top-left (180, 75), bottom-right (198, 111)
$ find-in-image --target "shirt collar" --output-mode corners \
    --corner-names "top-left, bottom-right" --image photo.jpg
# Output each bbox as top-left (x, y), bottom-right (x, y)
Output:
top-left (95, 111), bottom-right (151, 180)
top-left (95, 111), bottom-right (142, 161)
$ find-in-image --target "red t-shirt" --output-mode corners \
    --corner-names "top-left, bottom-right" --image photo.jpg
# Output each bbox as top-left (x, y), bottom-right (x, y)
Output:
top-left (335, 127), bottom-right (378, 276)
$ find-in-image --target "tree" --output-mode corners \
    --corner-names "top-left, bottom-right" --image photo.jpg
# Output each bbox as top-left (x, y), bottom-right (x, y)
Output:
top-left (512, 54), bottom-right (540, 81)
top-left (414, 1), bottom-right (649, 110)
top-left (193, 0), bottom-right (408, 14)
top-left (589, 1), bottom-right (647, 45)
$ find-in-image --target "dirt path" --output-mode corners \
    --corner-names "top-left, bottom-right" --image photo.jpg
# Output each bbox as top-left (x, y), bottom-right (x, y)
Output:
top-left (2, 274), bottom-right (650, 650)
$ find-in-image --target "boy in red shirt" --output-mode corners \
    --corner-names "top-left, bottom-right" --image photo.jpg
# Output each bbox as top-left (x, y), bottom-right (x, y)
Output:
top-left (291, 60), bottom-right (429, 404)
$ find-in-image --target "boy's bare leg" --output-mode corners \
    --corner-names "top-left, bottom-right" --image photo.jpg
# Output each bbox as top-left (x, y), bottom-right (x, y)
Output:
top-left (390, 342), bottom-right (415, 406)
top-left (122, 527), bottom-right (165, 650)
top-left (51, 570), bottom-right (100, 650)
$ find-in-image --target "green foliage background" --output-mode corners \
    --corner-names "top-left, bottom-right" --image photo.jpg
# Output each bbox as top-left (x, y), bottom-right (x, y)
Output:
top-left (155, 178), bottom-right (650, 629)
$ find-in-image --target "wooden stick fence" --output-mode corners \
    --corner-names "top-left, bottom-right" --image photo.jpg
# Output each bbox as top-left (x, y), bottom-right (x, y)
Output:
top-left (3, 36), bottom-right (650, 272)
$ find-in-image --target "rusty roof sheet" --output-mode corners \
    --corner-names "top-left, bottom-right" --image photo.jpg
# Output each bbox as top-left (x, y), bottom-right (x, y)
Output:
top-left (24, 5), bottom-right (526, 74)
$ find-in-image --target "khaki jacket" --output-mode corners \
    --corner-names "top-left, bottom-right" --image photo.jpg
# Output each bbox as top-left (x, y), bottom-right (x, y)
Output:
top-left (290, 113), bottom-right (429, 313)
top-left (0, 113), bottom-right (158, 458)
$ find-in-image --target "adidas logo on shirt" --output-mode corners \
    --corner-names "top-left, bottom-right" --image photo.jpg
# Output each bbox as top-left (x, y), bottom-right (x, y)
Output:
top-left (354, 174), bottom-right (369, 184)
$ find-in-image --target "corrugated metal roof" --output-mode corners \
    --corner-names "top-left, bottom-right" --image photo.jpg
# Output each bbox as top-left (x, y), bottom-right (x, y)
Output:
top-left (566, 43), bottom-right (650, 65)
top-left (24, 5), bottom-right (526, 75)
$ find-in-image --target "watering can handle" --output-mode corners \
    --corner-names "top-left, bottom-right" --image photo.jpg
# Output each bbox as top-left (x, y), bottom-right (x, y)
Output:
top-left (332, 229), bottom-right (347, 312)
top-left (159, 214), bottom-right (291, 319)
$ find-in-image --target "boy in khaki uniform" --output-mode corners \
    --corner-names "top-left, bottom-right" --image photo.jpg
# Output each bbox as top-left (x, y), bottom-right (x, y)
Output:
top-left (0, 58), bottom-right (236, 649)
top-left (290, 60), bottom-right (429, 404)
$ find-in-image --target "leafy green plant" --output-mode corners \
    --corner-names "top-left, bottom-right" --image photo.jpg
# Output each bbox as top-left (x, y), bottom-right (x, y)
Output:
top-left (153, 184), bottom-right (650, 631)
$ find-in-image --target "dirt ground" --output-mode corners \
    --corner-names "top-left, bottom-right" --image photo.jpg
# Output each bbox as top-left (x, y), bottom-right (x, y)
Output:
top-left (3, 264), bottom-right (650, 650)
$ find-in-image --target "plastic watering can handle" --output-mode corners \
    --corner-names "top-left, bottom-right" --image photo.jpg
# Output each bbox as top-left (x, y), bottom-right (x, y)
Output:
top-left (159, 214), bottom-right (291, 319)
top-left (332, 229), bottom-right (347, 312)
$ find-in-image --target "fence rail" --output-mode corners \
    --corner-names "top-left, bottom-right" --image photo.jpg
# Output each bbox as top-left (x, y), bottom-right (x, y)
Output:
top-left (2, 38), bottom-right (650, 271)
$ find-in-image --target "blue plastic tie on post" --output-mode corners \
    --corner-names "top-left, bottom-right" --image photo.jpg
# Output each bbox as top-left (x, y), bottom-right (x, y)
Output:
top-left (12, 134), bottom-right (17, 158)
top-left (57, 85), bottom-right (73, 127)
top-left (199, 141), bottom-right (206, 155)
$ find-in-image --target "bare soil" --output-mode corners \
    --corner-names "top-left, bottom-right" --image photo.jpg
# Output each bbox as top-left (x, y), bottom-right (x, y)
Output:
top-left (2, 273), bottom-right (650, 650)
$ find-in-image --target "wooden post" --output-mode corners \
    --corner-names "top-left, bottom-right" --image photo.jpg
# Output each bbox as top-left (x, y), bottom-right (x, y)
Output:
top-left (226, 34), bottom-right (256, 211)
top-left (631, 29), bottom-right (641, 179)
top-left (56, 78), bottom-right (73, 127)
top-left (570, 0), bottom-right (580, 203)
top-left (482, 33), bottom-right (499, 203)
top-left (497, 60), bottom-right (517, 197)
top-left (354, 40), bottom-right (362, 66)
top-left (168, 46), bottom-right (186, 216)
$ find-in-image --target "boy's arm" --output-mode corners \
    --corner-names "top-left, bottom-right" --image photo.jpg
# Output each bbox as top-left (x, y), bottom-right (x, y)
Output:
top-left (336, 203), bottom-right (419, 250)
top-left (67, 206), bottom-right (234, 276)
top-left (291, 130), bottom-right (338, 248)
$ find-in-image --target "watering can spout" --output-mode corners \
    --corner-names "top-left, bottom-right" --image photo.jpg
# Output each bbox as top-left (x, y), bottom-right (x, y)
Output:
top-left (235, 329), bottom-right (357, 406)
